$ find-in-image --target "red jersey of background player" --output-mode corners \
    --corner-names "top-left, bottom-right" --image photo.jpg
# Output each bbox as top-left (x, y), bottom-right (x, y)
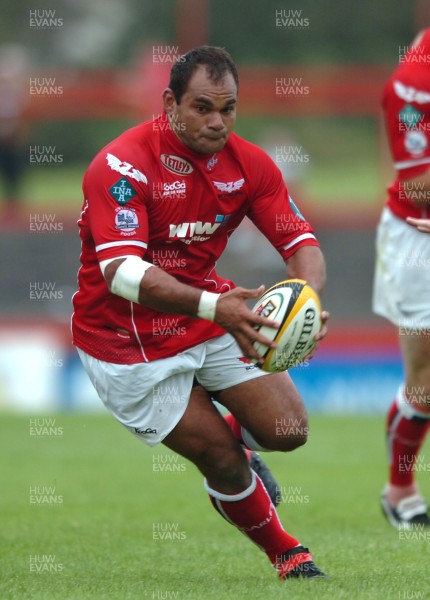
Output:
top-left (72, 113), bottom-right (319, 364)
top-left (383, 29), bottom-right (430, 221)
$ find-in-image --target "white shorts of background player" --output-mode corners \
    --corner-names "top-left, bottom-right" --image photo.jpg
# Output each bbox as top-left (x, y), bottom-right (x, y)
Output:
top-left (373, 206), bottom-right (430, 330)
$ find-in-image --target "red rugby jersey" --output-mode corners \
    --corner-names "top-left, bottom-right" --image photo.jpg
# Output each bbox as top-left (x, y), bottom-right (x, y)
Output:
top-left (72, 114), bottom-right (319, 363)
top-left (383, 30), bottom-right (430, 220)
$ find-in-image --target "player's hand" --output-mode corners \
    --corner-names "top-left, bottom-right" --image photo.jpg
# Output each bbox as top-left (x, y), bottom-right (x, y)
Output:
top-left (215, 285), bottom-right (279, 363)
top-left (315, 309), bottom-right (329, 342)
top-left (305, 309), bottom-right (330, 361)
top-left (406, 216), bottom-right (430, 233)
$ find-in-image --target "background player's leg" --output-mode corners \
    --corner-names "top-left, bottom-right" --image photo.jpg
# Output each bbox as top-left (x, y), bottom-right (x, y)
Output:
top-left (216, 371), bottom-right (309, 452)
top-left (383, 334), bottom-right (430, 514)
top-left (163, 385), bottom-right (325, 578)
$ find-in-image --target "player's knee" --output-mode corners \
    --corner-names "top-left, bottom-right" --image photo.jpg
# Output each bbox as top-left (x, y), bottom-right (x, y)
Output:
top-left (260, 412), bottom-right (309, 451)
top-left (261, 432), bottom-right (308, 452)
top-left (279, 430), bottom-right (308, 451)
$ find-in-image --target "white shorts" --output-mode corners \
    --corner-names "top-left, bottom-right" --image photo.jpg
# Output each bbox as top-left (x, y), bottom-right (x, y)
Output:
top-left (373, 207), bottom-right (430, 328)
top-left (77, 333), bottom-right (269, 446)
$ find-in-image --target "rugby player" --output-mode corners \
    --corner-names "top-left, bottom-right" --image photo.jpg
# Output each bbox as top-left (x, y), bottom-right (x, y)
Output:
top-left (72, 46), bottom-right (329, 579)
top-left (373, 30), bottom-right (430, 528)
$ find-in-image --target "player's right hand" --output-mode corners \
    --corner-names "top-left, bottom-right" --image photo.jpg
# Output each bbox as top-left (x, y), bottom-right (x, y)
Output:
top-left (214, 285), bottom-right (279, 363)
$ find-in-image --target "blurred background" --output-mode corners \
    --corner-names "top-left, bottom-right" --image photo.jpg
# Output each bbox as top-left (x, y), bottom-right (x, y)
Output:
top-left (1, 0), bottom-right (428, 413)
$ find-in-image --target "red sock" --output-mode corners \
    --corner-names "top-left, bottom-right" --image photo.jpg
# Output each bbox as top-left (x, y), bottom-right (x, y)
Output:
top-left (224, 413), bottom-right (244, 443)
top-left (223, 414), bottom-right (252, 461)
top-left (223, 413), bottom-right (267, 451)
top-left (387, 392), bottom-right (430, 487)
top-left (205, 471), bottom-right (298, 565)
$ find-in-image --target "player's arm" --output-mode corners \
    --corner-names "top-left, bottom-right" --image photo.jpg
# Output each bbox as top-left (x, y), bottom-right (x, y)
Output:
top-left (102, 257), bottom-right (279, 362)
top-left (285, 245), bottom-right (326, 295)
top-left (285, 245), bottom-right (329, 344)
top-left (245, 150), bottom-right (328, 343)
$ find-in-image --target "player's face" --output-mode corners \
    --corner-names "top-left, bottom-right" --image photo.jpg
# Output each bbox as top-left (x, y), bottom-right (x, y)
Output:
top-left (163, 65), bottom-right (237, 154)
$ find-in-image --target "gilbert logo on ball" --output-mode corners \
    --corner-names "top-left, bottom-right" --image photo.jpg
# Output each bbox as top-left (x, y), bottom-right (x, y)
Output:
top-left (252, 279), bottom-right (321, 372)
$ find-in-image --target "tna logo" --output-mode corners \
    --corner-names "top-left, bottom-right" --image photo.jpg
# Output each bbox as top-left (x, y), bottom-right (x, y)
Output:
top-left (168, 215), bottom-right (231, 241)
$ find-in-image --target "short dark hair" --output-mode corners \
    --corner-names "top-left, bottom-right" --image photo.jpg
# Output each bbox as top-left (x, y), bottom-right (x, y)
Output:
top-left (168, 45), bottom-right (239, 103)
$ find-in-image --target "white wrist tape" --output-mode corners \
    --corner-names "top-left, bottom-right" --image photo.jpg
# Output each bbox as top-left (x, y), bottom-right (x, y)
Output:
top-left (110, 256), bottom-right (152, 303)
top-left (197, 290), bottom-right (220, 321)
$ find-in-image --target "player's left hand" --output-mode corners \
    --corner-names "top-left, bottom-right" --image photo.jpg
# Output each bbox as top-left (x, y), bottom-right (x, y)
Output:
top-left (305, 309), bottom-right (330, 360)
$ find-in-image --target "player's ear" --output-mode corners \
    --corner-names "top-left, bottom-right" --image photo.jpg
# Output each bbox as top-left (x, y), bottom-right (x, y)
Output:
top-left (162, 88), bottom-right (177, 114)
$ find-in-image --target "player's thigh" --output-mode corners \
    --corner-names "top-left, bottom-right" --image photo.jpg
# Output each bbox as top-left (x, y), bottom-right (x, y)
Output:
top-left (196, 333), bottom-right (307, 450)
top-left (163, 385), bottom-right (250, 490)
top-left (217, 371), bottom-right (308, 451)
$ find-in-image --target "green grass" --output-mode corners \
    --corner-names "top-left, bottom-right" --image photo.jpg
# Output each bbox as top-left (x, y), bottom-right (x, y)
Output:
top-left (1, 414), bottom-right (429, 599)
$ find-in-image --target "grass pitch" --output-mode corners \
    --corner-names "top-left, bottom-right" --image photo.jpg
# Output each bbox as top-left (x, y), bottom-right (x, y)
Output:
top-left (1, 414), bottom-right (429, 600)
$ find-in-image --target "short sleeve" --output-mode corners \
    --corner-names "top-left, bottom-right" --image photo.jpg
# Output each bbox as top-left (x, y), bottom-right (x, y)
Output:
top-left (384, 78), bottom-right (430, 181)
top-left (246, 148), bottom-right (319, 261)
top-left (82, 149), bottom-right (150, 262)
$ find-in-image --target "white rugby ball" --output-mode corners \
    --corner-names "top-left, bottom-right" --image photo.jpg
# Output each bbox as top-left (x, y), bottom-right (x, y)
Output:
top-left (251, 279), bottom-right (322, 372)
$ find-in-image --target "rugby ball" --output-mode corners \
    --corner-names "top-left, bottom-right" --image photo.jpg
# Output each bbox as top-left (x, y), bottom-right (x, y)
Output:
top-left (251, 279), bottom-right (321, 372)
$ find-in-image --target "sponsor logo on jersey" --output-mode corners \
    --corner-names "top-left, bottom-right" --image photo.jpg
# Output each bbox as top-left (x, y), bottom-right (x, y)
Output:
top-left (393, 80), bottom-right (430, 105)
top-left (207, 154), bottom-right (218, 171)
top-left (109, 178), bottom-right (137, 205)
top-left (153, 180), bottom-right (186, 200)
top-left (213, 178), bottom-right (245, 195)
top-left (106, 153), bottom-right (148, 183)
top-left (168, 214), bottom-right (231, 243)
top-left (160, 154), bottom-right (193, 175)
top-left (115, 207), bottom-right (139, 236)
top-left (404, 130), bottom-right (428, 156)
top-left (399, 104), bottom-right (424, 128)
